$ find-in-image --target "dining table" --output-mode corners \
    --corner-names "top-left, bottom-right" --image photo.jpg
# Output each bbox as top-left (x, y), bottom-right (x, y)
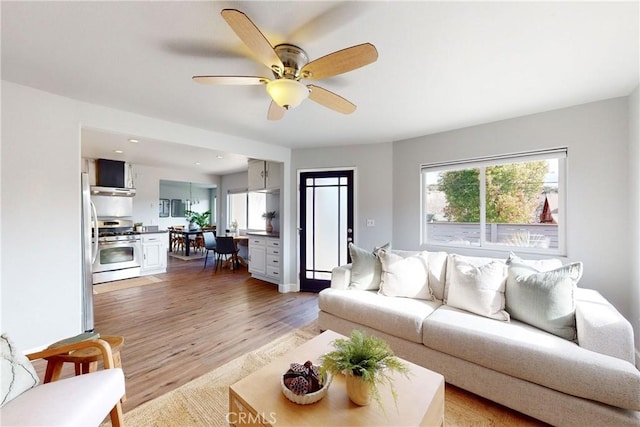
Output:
top-left (168, 229), bottom-right (204, 256)
top-left (170, 229), bottom-right (249, 260)
top-left (224, 234), bottom-right (249, 269)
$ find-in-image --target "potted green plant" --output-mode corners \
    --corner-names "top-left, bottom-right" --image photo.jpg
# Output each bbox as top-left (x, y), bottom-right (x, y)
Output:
top-left (319, 330), bottom-right (409, 409)
top-left (262, 211), bottom-right (277, 233)
top-left (185, 210), bottom-right (211, 230)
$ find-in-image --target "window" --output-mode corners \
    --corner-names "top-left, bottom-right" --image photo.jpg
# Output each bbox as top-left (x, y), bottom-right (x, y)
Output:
top-left (422, 149), bottom-right (566, 255)
top-left (227, 191), bottom-right (266, 230)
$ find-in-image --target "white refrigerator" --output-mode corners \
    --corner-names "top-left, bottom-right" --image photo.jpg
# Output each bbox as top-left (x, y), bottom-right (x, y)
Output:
top-left (81, 172), bottom-right (98, 331)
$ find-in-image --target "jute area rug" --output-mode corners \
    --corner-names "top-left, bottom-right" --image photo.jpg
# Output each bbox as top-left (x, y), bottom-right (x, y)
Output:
top-left (93, 275), bottom-right (163, 295)
top-left (104, 322), bottom-right (541, 427)
top-left (104, 324), bottom-right (319, 427)
top-left (168, 251), bottom-right (208, 261)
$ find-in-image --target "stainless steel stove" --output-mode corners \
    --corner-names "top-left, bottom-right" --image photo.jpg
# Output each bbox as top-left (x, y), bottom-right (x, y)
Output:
top-left (93, 219), bottom-right (142, 284)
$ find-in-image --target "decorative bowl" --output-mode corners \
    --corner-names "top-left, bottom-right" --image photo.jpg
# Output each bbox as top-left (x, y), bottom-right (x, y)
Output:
top-left (280, 372), bottom-right (332, 405)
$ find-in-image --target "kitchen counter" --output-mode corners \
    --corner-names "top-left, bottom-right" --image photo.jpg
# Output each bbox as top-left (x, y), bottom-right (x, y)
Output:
top-left (135, 229), bottom-right (168, 234)
top-left (246, 231), bottom-right (280, 238)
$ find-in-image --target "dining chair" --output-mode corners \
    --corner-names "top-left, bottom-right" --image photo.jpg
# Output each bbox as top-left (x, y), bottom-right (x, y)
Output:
top-left (202, 231), bottom-right (217, 269)
top-left (213, 236), bottom-right (238, 273)
top-left (168, 226), bottom-right (186, 254)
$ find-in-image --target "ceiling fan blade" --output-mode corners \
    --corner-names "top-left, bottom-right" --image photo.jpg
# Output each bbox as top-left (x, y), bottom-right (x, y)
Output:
top-left (221, 9), bottom-right (284, 74)
top-left (301, 43), bottom-right (378, 81)
top-left (192, 76), bottom-right (269, 85)
top-left (307, 85), bottom-right (356, 114)
top-left (267, 101), bottom-right (286, 121)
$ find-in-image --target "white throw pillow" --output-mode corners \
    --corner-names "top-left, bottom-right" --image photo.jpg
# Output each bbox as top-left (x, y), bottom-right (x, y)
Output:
top-left (378, 250), bottom-right (434, 300)
top-left (348, 242), bottom-right (389, 290)
top-left (1, 334), bottom-right (40, 407)
top-left (446, 254), bottom-right (510, 321)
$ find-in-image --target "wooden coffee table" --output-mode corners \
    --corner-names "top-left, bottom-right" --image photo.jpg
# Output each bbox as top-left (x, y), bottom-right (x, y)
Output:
top-left (229, 330), bottom-right (444, 426)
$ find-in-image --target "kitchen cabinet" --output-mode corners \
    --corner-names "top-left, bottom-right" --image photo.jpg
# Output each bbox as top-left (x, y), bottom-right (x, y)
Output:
top-left (141, 232), bottom-right (167, 275)
top-left (248, 160), bottom-right (281, 191)
top-left (248, 234), bottom-right (281, 284)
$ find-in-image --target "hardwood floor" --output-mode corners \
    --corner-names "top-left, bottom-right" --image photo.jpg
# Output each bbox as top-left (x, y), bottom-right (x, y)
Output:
top-left (32, 255), bottom-right (544, 425)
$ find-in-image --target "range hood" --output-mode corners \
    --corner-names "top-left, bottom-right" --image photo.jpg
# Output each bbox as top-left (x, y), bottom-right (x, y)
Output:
top-left (90, 186), bottom-right (136, 197)
top-left (91, 159), bottom-right (135, 197)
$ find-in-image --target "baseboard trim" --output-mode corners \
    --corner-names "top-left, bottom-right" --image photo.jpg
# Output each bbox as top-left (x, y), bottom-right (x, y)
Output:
top-left (278, 282), bottom-right (299, 293)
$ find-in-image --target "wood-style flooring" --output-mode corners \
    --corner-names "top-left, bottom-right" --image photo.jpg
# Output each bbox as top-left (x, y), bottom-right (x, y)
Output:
top-left (33, 255), bottom-right (545, 425)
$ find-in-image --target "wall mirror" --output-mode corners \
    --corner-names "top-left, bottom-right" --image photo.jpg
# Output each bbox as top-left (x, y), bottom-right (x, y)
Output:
top-left (171, 199), bottom-right (186, 217)
top-left (159, 199), bottom-right (170, 217)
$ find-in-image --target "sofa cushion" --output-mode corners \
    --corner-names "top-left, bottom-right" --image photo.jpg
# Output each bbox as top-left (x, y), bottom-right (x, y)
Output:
top-left (446, 254), bottom-right (509, 321)
top-left (348, 242), bottom-right (389, 290)
top-left (378, 250), bottom-right (434, 300)
top-left (1, 334), bottom-right (39, 407)
top-left (0, 368), bottom-right (125, 426)
top-left (506, 262), bottom-right (582, 341)
top-left (319, 288), bottom-right (441, 343)
top-left (506, 252), bottom-right (563, 271)
top-left (423, 305), bottom-right (640, 410)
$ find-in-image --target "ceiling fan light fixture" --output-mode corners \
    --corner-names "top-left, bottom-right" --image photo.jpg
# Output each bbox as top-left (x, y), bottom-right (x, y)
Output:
top-left (266, 79), bottom-right (309, 109)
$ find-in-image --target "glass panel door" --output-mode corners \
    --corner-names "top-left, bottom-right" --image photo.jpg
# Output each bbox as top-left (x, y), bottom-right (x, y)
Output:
top-left (299, 170), bottom-right (354, 292)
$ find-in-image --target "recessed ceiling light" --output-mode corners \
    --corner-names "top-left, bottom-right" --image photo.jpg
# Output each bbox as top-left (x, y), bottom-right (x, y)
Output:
top-left (114, 150), bottom-right (124, 154)
top-left (128, 139), bottom-right (139, 143)
top-left (216, 155), bottom-right (224, 159)
top-left (194, 162), bottom-right (201, 166)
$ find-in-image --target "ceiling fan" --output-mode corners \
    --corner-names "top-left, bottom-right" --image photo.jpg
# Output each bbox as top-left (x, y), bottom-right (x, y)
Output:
top-left (193, 9), bottom-right (378, 121)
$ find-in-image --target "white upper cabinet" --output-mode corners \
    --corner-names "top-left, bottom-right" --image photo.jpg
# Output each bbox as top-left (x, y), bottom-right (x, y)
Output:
top-left (248, 160), bottom-right (282, 191)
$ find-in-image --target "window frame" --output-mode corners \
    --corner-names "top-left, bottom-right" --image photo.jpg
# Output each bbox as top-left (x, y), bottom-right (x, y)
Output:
top-left (227, 190), bottom-right (266, 232)
top-left (421, 148), bottom-right (567, 256)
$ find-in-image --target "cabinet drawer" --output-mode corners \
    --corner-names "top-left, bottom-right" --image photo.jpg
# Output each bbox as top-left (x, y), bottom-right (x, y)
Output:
top-left (266, 265), bottom-right (280, 278)
top-left (142, 233), bottom-right (166, 243)
top-left (266, 238), bottom-right (280, 248)
top-left (248, 236), bottom-right (266, 246)
top-left (267, 246), bottom-right (281, 256)
top-left (266, 255), bottom-right (280, 267)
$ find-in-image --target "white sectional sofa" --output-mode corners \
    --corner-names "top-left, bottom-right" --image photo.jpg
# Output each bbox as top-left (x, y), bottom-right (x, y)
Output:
top-left (318, 248), bottom-right (640, 426)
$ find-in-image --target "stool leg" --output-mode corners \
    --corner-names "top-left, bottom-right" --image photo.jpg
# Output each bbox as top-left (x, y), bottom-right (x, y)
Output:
top-left (44, 360), bottom-right (64, 383)
top-left (81, 361), bottom-right (99, 374)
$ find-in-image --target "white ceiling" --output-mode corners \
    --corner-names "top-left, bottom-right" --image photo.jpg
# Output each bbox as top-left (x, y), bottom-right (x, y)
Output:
top-left (2, 1), bottom-right (638, 174)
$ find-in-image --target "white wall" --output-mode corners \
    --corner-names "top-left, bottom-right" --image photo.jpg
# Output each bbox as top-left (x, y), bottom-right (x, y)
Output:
top-left (628, 85), bottom-right (639, 359)
top-left (290, 142), bottom-right (394, 287)
top-left (393, 98), bottom-right (633, 321)
top-left (0, 81), bottom-right (291, 350)
top-left (1, 82), bottom-right (83, 349)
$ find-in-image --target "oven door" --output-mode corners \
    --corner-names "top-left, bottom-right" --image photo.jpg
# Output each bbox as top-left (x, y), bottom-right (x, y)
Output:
top-left (93, 240), bottom-right (141, 273)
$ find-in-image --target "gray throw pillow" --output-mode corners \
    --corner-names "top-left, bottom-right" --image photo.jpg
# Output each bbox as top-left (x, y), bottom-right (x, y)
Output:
top-left (1, 334), bottom-right (40, 407)
top-left (506, 262), bottom-right (583, 341)
top-left (348, 242), bottom-right (389, 290)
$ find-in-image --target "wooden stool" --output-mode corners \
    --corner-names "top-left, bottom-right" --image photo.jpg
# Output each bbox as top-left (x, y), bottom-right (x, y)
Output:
top-left (44, 335), bottom-right (126, 400)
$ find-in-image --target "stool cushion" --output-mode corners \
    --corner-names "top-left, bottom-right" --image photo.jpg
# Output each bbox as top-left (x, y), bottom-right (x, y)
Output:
top-left (0, 368), bottom-right (125, 426)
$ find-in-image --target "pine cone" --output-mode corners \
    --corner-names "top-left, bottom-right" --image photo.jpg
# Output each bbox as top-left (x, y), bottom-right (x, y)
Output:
top-left (289, 376), bottom-right (309, 395)
top-left (289, 363), bottom-right (307, 374)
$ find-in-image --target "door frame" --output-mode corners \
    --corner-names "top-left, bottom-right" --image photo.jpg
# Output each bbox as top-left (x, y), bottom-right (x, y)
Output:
top-left (297, 167), bottom-right (357, 292)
